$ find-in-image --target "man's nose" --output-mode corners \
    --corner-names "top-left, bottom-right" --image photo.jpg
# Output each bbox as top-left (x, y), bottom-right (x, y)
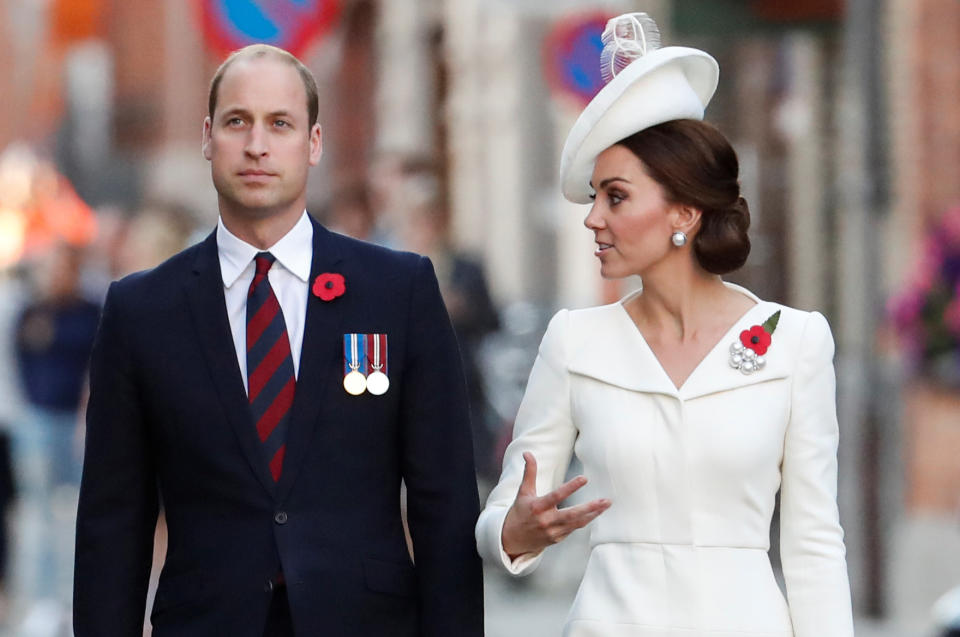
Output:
top-left (244, 125), bottom-right (269, 157)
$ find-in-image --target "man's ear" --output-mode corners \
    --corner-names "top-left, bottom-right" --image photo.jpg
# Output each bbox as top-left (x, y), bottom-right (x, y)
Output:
top-left (202, 117), bottom-right (213, 161)
top-left (309, 123), bottom-right (323, 166)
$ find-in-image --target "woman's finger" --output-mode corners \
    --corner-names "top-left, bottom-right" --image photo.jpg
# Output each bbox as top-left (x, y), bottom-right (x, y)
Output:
top-left (552, 498), bottom-right (612, 532)
top-left (516, 451), bottom-right (538, 498)
top-left (535, 475), bottom-right (588, 511)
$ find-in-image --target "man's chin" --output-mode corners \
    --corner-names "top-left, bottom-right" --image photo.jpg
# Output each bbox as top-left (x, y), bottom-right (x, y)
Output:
top-left (219, 205), bottom-right (285, 223)
top-left (223, 194), bottom-right (287, 217)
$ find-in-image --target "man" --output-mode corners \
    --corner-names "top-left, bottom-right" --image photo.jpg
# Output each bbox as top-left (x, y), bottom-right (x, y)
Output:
top-left (74, 44), bottom-right (484, 637)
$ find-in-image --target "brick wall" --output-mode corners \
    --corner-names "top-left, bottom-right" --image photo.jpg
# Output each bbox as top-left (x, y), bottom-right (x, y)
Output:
top-left (914, 0), bottom-right (960, 223)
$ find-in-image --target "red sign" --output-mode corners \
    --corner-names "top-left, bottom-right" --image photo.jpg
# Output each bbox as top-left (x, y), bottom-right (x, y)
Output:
top-left (543, 12), bottom-right (614, 107)
top-left (197, 0), bottom-right (341, 59)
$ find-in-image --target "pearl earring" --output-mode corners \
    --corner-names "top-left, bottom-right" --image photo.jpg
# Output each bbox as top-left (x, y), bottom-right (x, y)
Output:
top-left (671, 230), bottom-right (687, 247)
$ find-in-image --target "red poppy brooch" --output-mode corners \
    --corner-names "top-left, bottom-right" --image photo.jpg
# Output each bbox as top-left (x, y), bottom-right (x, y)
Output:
top-left (312, 273), bottom-right (346, 301)
top-left (728, 310), bottom-right (781, 375)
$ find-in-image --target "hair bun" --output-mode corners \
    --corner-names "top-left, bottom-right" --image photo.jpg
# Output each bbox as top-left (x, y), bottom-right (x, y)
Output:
top-left (694, 196), bottom-right (751, 275)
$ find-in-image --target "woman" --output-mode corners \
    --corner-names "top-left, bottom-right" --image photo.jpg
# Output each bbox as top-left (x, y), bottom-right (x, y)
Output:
top-left (475, 13), bottom-right (854, 637)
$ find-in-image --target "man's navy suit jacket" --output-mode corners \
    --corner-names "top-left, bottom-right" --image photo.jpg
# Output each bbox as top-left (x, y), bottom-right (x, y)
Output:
top-left (74, 218), bottom-right (484, 636)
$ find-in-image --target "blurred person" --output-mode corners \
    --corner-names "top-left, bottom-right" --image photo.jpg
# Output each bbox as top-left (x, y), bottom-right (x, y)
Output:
top-left (0, 265), bottom-right (27, 626)
top-left (74, 44), bottom-right (482, 637)
top-left (115, 202), bottom-right (197, 276)
top-left (0, 432), bottom-right (13, 623)
top-left (367, 153), bottom-right (439, 248)
top-left (476, 13), bottom-right (854, 637)
top-left (13, 241), bottom-right (99, 633)
top-left (78, 204), bottom-right (128, 301)
top-left (78, 201), bottom-right (196, 304)
top-left (322, 183), bottom-right (376, 241)
top-left (365, 152), bottom-right (406, 247)
top-left (399, 199), bottom-right (500, 480)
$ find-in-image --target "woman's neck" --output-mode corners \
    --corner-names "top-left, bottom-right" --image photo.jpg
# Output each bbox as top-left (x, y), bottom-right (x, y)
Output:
top-left (629, 264), bottom-right (734, 342)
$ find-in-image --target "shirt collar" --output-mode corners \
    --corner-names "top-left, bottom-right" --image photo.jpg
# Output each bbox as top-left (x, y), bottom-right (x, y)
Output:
top-left (216, 211), bottom-right (313, 288)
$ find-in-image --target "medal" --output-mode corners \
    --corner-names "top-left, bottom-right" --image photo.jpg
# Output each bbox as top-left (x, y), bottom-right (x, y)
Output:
top-left (366, 333), bottom-right (389, 396)
top-left (343, 333), bottom-right (367, 395)
top-left (343, 370), bottom-right (367, 395)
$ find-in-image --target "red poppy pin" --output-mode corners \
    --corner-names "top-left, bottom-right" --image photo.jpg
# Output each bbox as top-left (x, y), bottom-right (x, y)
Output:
top-left (728, 310), bottom-right (780, 375)
top-left (312, 273), bottom-right (346, 301)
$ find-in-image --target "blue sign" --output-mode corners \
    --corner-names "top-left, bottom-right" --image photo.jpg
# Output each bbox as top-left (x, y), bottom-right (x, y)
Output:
top-left (544, 13), bottom-right (611, 106)
top-left (199, 0), bottom-right (340, 58)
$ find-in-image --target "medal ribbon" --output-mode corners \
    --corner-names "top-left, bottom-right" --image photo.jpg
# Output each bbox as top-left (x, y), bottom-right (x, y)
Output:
top-left (344, 334), bottom-right (366, 375)
top-left (366, 333), bottom-right (388, 374)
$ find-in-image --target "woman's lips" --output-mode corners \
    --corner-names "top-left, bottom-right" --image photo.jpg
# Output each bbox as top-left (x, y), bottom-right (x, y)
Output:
top-left (595, 242), bottom-right (613, 256)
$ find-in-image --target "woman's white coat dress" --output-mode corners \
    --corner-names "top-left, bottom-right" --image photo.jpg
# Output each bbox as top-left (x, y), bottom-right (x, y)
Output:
top-left (476, 285), bottom-right (854, 637)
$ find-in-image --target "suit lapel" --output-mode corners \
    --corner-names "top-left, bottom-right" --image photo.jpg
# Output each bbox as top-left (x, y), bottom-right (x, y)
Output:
top-left (277, 221), bottom-right (345, 502)
top-left (184, 232), bottom-right (278, 496)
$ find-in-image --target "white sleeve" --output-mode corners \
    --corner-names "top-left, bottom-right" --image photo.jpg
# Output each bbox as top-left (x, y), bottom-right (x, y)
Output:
top-left (475, 310), bottom-right (577, 576)
top-left (780, 311), bottom-right (854, 636)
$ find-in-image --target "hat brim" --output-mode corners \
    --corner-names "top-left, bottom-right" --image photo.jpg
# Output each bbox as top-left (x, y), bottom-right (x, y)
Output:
top-left (559, 46), bottom-right (719, 204)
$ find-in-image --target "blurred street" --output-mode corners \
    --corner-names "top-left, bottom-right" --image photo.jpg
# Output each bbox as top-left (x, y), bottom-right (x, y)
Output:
top-left (0, 0), bottom-right (959, 635)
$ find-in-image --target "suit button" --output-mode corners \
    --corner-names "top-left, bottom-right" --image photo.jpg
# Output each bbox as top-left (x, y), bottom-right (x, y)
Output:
top-left (274, 511), bottom-right (288, 525)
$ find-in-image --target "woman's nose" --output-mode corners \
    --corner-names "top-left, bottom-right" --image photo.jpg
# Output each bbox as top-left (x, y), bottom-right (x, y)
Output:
top-left (584, 203), bottom-right (604, 230)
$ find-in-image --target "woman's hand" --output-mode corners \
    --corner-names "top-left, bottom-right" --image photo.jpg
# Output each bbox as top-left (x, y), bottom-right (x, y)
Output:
top-left (501, 452), bottom-right (611, 560)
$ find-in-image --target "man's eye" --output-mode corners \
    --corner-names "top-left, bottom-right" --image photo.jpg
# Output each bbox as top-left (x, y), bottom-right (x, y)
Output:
top-left (227, 118), bottom-right (244, 127)
top-left (274, 120), bottom-right (290, 128)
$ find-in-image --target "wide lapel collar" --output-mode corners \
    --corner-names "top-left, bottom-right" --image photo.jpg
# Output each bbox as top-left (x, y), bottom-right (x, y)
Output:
top-left (565, 285), bottom-right (792, 400)
top-left (276, 219), bottom-right (345, 502)
top-left (184, 231), bottom-right (277, 496)
top-left (678, 299), bottom-right (791, 401)
top-left (566, 300), bottom-right (679, 397)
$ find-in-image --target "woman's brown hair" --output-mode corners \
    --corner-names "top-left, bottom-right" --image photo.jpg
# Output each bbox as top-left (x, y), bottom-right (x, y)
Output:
top-left (618, 119), bottom-right (750, 274)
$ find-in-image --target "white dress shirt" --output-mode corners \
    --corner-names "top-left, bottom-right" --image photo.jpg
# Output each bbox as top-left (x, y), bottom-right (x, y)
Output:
top-left (217, 211), bottom-right (313, 392)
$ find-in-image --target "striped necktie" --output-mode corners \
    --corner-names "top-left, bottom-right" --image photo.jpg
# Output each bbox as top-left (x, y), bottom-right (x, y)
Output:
top-left (246, 252), bottom-right (295, 481)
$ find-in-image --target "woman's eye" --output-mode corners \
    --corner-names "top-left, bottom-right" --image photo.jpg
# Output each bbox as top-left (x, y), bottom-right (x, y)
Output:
top-left (609, 192), bottom-right (624, 205)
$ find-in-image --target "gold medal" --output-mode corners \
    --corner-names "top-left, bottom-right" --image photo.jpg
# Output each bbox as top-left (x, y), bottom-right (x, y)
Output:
top-left (343, 369), bottom-right (367, 395)
top-left (343, 333), bottom-right (367, 395)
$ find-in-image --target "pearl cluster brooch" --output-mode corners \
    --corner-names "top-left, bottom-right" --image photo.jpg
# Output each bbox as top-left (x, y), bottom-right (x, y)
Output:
top-left (728, 310), bottom-right (781, 375)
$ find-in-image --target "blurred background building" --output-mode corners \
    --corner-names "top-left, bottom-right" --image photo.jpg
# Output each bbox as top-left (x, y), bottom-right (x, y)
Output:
top-left (0, 0), bottom-right (959, 635)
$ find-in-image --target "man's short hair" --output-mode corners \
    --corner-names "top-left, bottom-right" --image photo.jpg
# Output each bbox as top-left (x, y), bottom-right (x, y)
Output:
top-left (208, 44), bottom-right (320, 127)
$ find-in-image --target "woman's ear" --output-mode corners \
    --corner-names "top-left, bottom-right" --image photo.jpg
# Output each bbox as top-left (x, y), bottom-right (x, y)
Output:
top-left (671, 204), bottom-right (702, 237)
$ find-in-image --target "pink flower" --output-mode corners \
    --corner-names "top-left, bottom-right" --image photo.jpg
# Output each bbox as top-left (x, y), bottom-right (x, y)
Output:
top-left (940, 205), bottom-right (960, 247)
top-left (912, 235), bottom-right (944, 293)
top-left (946, 297), bottom-right (960, 336)
top-left (887, 291), bottom-right (925, 331)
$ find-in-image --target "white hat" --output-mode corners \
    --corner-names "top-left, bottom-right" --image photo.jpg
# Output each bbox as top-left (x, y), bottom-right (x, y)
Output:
top-left (559, 13), bottom-right (719, 204)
